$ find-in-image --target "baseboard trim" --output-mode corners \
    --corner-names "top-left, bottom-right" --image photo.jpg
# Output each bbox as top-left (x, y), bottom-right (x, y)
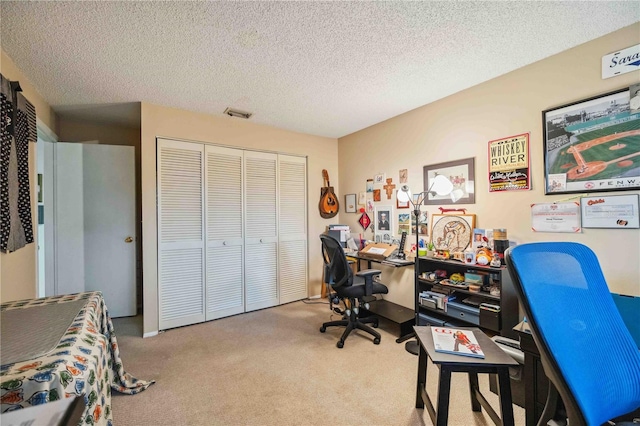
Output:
top-left (143, 331), bottom-right (158, 338)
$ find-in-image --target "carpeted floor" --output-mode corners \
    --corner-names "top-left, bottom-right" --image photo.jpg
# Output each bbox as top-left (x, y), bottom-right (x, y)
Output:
top-left (111, 300), bottom-right (525, 426)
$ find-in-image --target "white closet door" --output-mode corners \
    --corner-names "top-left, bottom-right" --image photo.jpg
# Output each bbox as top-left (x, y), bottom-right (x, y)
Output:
top-left (157, 138), bottom-right (205, 330)
top-left (205, 145), bottom-right (244, 320)
top-left (278, 155), bottom-right (308, 304)
top-left (244, 151), bottom-right (279, 312)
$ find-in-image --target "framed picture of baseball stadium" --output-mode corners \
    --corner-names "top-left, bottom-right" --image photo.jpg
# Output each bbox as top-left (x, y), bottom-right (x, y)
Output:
top-left (543, 87), bottom-right (640, 195)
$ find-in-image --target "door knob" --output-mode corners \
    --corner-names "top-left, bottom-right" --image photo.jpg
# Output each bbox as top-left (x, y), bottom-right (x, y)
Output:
top-left (125, 236), bottom-right (133, 243)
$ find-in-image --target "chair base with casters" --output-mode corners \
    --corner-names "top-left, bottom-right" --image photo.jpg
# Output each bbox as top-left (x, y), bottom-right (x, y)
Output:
top-left (320, 268), bottom-right (389, 348)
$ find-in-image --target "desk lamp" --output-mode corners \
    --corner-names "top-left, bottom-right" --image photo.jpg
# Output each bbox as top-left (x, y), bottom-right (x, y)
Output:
top-left (398, 174), bottom-right (454, 355)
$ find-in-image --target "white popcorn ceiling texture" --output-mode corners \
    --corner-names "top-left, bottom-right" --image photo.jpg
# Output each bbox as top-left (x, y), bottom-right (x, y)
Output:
top-left (1, 1), bottom-right (638, 138)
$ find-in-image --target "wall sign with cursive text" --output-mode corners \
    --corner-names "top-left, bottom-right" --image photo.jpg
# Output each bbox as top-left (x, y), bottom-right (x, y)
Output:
top-left (488, 133), bottom-right (530, 192)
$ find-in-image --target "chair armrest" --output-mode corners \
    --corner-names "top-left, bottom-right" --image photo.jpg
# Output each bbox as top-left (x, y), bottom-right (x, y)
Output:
top-left (356, 269), bottom-right (381, 278)
top-left (357, 269), bottom-right (382, 296)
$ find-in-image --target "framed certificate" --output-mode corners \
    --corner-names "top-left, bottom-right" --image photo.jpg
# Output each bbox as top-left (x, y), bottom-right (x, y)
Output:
top-left (580, 194), bottom-right (639, 229)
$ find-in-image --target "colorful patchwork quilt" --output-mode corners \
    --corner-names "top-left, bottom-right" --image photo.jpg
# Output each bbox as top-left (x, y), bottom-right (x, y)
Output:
top-left (1, 292), bottom-right (154, 425)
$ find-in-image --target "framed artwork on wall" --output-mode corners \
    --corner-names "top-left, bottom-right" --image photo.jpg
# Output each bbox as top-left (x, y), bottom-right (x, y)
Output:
top-left (423, 158), bottom-right (475, 205)
top-left (374, 205), bottom-right (393, 243)
top-left (345, 194), bottom-right (356, 213)
top-left (543, 86), bottom-right (640, 195)
top-left (429, 214), bottom-right (476, 252)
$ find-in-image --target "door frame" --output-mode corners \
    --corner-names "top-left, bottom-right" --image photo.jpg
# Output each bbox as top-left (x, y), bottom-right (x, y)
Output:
top-left (36, 119), bottom-right (58, 298)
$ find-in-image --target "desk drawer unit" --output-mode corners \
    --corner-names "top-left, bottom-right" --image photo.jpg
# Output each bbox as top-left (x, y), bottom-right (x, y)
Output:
top-left (446, 301), bottom-right (480, 325)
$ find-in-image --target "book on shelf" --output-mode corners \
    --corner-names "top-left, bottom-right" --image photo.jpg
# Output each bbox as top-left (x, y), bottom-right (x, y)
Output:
top-left (431, 327), bottom-right (485, 358)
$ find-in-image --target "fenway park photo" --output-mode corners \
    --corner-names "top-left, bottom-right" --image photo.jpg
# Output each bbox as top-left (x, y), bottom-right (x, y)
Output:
top-left (543, 87), bottom-right (640, 195)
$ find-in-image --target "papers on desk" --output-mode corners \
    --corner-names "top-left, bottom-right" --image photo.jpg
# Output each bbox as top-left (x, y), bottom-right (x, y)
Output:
top-left (382, 258), bottom-right (414, 266)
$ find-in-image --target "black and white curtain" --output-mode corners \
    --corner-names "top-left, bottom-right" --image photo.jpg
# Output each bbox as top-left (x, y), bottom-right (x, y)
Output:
top-left (1, 73), bottom-right (37, 253)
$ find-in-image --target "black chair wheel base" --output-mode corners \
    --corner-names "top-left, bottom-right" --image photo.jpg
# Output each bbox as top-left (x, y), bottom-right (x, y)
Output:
top-left (319, 326), bottom-right (326, 333)
top-left (373, 323), bottom-right (378, 328)
top-left (337, 341), bottom-right (344, 348)
top-left (373, 337), bottom-right (380, 345)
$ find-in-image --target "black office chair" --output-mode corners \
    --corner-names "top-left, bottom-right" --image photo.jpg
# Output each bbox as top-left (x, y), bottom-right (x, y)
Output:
top-left (319, 234), bottom-right (389, 348)
top-left (506, 242), bottom-right (640, 426)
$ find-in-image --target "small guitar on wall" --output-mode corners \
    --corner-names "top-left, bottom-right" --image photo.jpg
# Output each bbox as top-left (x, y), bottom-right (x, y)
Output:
top-left (319, 169), bottom-right (339, 218)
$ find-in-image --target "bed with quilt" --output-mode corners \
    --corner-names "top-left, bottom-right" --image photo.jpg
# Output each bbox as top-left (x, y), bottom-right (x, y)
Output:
top-left (1, 291), bottom-right (154, 425)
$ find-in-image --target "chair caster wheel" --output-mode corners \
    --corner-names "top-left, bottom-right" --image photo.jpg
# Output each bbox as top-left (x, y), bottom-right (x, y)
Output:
top-left (337, 341), bottom-right (344, 348)
top-left (373, 323), bottom-right (379, 328)
top-left (319, 326), bottom-right (326, 333)
top-left (373, 337), bottom-right (380, 344)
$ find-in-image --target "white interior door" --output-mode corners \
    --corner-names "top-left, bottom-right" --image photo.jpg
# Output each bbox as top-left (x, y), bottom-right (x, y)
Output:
top-left (205, 145), bottom-right (244, 320)
top-left (278, 155), bottom-right (308, 304)
top-left (54, 142), bottom-right (85, 296)
top-left (244, 151), bottom-right (278, 312)
top-left (157, 138), bottom-right (205, 329)
top-left (83, 144), bottom-right (136, 317)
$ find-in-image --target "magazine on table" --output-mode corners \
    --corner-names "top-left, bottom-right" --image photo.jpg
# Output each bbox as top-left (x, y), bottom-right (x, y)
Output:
top-left (431, 327), bottom-right (485, 359)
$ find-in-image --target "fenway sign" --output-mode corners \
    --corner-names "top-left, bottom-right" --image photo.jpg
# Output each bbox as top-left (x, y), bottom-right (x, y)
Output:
top-left (602, 44), bottom-right (640, 79)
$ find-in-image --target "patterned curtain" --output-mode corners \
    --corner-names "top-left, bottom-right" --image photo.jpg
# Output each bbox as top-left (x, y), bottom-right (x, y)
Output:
top-left (1, 74), bottom-right (37, 253)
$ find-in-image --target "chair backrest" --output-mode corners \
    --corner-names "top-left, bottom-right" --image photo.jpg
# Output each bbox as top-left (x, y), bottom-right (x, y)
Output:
top-left (320, 234), bottom-right (353, 288)
top-left (506, 242), bottom-right (640, 426)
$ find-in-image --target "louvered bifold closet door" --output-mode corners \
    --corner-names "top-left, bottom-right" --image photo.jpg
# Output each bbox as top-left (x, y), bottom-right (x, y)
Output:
top-left (244, 151), bottom-right (279, 312)
top-left (278, 155), bottom-right (308, 304)
top-left (157, 139), bottom-right (205, 330)
top-left (205, 145), bottom-right (244, 320)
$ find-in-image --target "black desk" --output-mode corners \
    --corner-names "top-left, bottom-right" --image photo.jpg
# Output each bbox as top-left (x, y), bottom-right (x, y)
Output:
top-left (346, 252), bottom-right (414, 271)
top-left (346, 253), bottom-right (415, 342)
top-left (414, 326), bottom-right (518, 426)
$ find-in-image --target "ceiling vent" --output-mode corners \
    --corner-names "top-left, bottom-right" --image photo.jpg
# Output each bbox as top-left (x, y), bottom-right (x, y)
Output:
top-left (224, 107), bottom-right (252, 119)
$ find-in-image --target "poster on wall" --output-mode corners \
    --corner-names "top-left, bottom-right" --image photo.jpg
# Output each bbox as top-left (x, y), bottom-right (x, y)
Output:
top-left (488, 133), bottom-right (530, 192)
top-left (543, 87), bottom-right (640, 195)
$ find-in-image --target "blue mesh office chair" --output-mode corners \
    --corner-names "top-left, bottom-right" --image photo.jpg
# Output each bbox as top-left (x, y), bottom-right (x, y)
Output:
top-left (506, 242), bottom-right (640, 426)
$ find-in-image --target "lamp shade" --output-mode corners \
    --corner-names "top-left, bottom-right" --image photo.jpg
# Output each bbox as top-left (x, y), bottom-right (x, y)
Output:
top-left (398, 185), bottom-right (412, 203)
top-left (430, 174), bottom-right (454, 196)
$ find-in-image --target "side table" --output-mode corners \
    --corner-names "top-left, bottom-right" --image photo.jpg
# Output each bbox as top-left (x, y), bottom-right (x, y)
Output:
top-left (414, 326), bottom-right (518, 426)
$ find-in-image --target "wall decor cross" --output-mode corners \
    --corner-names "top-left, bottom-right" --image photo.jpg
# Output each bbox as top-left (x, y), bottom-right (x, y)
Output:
top-left (383, 178), bottom-right (396, 200)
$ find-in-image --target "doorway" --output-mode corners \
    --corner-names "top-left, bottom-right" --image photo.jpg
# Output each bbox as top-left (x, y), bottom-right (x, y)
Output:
top-left (38, 140), bottom-right (137, 317)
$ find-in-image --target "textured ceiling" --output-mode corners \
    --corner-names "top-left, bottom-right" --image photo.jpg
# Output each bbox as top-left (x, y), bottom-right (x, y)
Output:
top-left (1, 1), bottom-right (639, 138)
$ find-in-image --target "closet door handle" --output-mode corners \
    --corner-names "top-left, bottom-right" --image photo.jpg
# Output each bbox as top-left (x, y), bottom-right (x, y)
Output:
top-left (260, 239), bottom-right (263, 243)
top-left (223, 241), bottom-right (227, 246)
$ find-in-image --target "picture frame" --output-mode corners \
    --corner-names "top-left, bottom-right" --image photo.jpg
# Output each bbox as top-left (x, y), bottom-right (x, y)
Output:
top-left (423, 158), bottom-right (475, 205)
top-left (396, 191), bottom-right (410, 209)
top-left (398, 213), bottom-right (410, 235)
top-left (429, 214), bottom-right (476, 252)
top-left (374, 205), bottom-right (393, 243)
top-left (543, 87), bottom-right (640, 195)
top-left (345, 193), bottom-right (356, 213)
top-left (411, 208), bottom-right (429, 235)
top-left (580, 194), bottom-right (639, 229)
top-left (374, 173), bottom-right (385, 184)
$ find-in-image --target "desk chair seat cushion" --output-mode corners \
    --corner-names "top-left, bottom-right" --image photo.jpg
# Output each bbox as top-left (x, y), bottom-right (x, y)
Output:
top-left (506, 242), bottom-right (640, 426)
top-left (337, 276), bottom-right (389, 299)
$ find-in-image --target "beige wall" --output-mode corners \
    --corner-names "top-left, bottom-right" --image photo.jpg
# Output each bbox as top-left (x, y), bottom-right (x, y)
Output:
top-left (0, 49), bottom-right (57, 303)
top-left (338, 23), bottom-right (640, 310)
top-left (141, 102), bottom-right (339, 335)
